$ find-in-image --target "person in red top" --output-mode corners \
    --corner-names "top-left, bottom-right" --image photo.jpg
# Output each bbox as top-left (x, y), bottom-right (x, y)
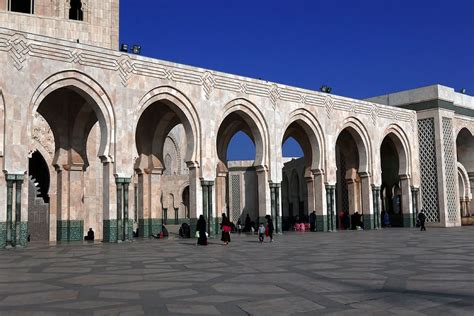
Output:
top-left (220, 213), bottom-right (231, 245)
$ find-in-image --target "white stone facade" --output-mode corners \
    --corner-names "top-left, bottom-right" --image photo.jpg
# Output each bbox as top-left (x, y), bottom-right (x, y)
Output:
top-left (0, 0), bottom-right (471, 247)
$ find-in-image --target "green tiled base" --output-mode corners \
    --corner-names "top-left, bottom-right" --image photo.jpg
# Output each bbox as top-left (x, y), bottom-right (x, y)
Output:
top-left (138, 219), bottom-right (162, 238)
top-left (363, 214), bottom-right (374, 230)
top-left (103, 219), bottom-right (134, 242)
top-left (0, 222), bottom-right (6, 248)
top-left (18, 222), bottom-right (28, 247)
top-left (316, 215), bottom-right (328, 232)
top-left (403, 214), bottom-right (415, 228)
top-left (57, 220), bottom-right (84, 241)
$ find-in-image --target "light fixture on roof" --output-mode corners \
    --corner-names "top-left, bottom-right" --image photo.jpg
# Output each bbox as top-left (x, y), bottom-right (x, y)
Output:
top-left (120, 43), bottom-right (129, 53)
top-left (320, 85), bottom-right (332, 94)
top-left (132, 45), bottom-right (142, 55)
top-left (460, 88), bottom-right (467, 94)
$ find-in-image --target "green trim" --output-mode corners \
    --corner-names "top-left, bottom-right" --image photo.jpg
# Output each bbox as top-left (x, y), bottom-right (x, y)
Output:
top-left (0, 222), bottom-right (6, 248)
top-left (401, 99), bottom-right (474, 117)
top-left (316, 215), bottom-right (328, 232)
top-left (18, 222), bottom-right (28, 247)
top-left (403, 214), bottom-right (415, 228)
top-left (138, 218), bottom-right (162, 238)
top-left (57, 220), bottom-right (84, 241)
top-left (363, 214), bottom-right (374, 230)
top-left (103, 219), bottom-right (117, 242)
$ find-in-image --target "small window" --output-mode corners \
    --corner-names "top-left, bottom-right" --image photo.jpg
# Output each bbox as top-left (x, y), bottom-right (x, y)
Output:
top-left (8, 0), bottom-right (34, 14)
top-left (69, 0), bottom-right (83, 21)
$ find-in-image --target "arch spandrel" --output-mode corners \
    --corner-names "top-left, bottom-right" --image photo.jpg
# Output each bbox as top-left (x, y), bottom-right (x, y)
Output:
top-left (29, 71), bottom-right (116, 164)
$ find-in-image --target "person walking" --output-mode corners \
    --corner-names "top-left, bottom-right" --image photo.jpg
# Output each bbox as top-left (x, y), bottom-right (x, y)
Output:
top-left (309, 211), bottom-right (316, 232)
top-left (418, 209), bottom-right (427, 231)
top-left (196, 215), bottom-right (207, 245)
top-left (258, 223), bottom-right (265, 243)
top-left (221, 213), bottom-right (231, 245)
top-left (265, 215), bottom-right (274, 242)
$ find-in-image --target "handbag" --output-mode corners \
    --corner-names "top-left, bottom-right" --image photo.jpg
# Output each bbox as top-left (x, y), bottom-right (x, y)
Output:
top-left (223, 225), bottom-right (231, 233)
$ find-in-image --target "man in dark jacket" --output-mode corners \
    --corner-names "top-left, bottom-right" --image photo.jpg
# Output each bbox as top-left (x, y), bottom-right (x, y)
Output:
top-left (309, 211), bottom-right (316, 232)
top-left (418, 210), bottom-right (427, 231)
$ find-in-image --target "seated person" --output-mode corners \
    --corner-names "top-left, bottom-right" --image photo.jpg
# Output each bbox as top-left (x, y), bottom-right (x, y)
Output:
top-left (84, 228), bottom-right (94, 241)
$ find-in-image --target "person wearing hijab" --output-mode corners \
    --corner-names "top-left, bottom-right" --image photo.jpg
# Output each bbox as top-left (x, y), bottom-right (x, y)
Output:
top-left (196, 215), bottom-right (208, 245)
top-left (221, 213), bottom-right (231, 245)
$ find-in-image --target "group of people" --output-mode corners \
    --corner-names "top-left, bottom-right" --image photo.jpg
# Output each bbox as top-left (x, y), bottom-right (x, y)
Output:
top-left (195, 213), bottom-right (275, 246)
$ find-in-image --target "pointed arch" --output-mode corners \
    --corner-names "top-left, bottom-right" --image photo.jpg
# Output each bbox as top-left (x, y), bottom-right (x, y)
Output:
top-left (336, 117), bottom-right (372, 174)
top-left (282, 108), bottom-right (325, 172)
top-left (381, 124), bottom-right (412, 177)
top-left (29, 70), bottom-right (116, 162)
top-left (216, 98), bottom-right (270, 167)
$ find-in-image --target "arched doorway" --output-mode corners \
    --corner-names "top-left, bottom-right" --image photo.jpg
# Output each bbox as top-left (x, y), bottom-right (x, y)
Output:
top-left (335, 126), bottom-right (371, 230)
top-left (215, 102), bottom-right (268, 233)
top-left (28, 150), bottom-right (50, 241)
top-left (33, 83), bottom-right (112, 242)
top-left (135, 93), bottom-right (198, 237)
top-left (456, 128), bottom-right (474, 225)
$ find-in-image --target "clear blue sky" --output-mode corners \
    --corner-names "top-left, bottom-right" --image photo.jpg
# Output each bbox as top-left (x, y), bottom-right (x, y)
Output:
top-left (120, 0), bottom-right (474, 160)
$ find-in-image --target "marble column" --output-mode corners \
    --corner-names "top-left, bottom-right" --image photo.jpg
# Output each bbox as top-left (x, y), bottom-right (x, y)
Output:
top-left (400, 175), bottom-right (413, 227)
top-left (360, 173), bottom-right (373, 230)
top-left (372, 185), bottom-right (381, 229)
top-left (187, 163), bottom-right (202, 236)
top-left (137, 169), bottom-right (162, 238)
top-left (411, 186), bottom-right (419, 227)
top-left (56, 166), bottom-right (84, 241)
top-left (256, 166), bottom-right (270, 224)
top-left (305, 175), bottom-right (315, 216)
top-left (325, 184), bottom-right (336, 231)
top-left (4, 174), bottom-right (27, 247)
top-left (201, 180), bottom-right (214, 236)
top-left (269, 183), bottom-right (281, 233)
top-left (215, 173), bottom-right (226, 233)
top-left (314, 171), bottom-right (327, 232)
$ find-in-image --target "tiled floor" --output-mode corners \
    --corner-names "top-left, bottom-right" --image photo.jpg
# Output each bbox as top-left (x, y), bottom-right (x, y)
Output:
top-left (1, 227), bottom-right (473, 315)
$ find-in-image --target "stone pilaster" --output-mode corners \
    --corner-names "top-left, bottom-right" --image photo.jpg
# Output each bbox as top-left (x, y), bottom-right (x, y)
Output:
top-left (270, 183), bottom-right (281, 233)
top-left (105, 177), bottom-right (133, 242)
top-left (411, 186), bottom-right (419, 227)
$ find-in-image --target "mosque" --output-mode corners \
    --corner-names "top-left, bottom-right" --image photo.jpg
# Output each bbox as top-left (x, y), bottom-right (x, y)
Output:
top-left (0, 0), bottom-right (472, 248)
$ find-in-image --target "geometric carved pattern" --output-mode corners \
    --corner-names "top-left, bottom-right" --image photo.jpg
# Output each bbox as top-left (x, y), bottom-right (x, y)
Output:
top-left (231, 175), bottom-right (241, 222)
top-left (442, 117), bottom-right (458, 222)
top-left (0, 29), bottom-right (414, 124)
top-left (418, 118), bottom-right (440, 222)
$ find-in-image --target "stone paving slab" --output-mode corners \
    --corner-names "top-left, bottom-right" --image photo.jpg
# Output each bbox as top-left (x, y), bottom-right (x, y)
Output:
top-left (0, 227), bottom-right (473, 315)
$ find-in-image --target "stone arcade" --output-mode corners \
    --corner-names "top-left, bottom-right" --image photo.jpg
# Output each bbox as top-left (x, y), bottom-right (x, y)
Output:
top-left (0, 0), bottom-right (473, 248)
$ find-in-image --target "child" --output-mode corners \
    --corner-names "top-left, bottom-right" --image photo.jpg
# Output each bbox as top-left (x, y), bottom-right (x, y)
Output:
top-left (258, 223), bottom-right (265, 243)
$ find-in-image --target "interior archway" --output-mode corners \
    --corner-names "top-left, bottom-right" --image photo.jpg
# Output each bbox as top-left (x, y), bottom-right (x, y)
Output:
top-left (28, 150), bottom-right (50, 241)
top-left (456, 128), bottom-right (474, 225)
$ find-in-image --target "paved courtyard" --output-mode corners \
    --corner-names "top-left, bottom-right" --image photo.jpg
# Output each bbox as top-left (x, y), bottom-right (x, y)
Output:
top-left (0, 228), bottom-right (473, 316)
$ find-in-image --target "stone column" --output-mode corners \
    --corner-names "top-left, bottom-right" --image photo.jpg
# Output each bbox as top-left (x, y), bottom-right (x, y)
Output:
top-left (256, 166), bottom-right (270, 224)
top-left (102, 162), bottom-right (117, 242)
top-left (201, 180), bottom-right (214, 236)
top-left (411, 186), bottom-right (419, 227)
top-left (305, 175), bottom-right (315, 216)
top-left (112, 177), bottom-right (132, 242)
top-left (56, 166), bottom-right (84, 241)
top-left (137, 169), bottom-right (162, 238)
top-left (4, 174), bottom-right (27, 247)
top-left (325, 184), bottom-right (336, 231)
top-left (371, 185), bottom-right (381, 229)
top-left (270, 183), bottom-right (281, 233)
top-left (469, 173), bottom-right (474, 216)
top-left (116, 178), bottom-right (123, 241)
top-left (400, 175), bottom-right (413, 227)
top-left (360, 173), bottom-right (373, 230)
top-left (314, 171), bottom-right (327, 232)
top-left (215, 173), bottom-right (226, 233)
top-left (188, 163), bottom-right (202, 237)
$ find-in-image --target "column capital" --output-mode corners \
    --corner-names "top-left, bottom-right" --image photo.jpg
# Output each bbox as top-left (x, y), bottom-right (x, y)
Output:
top-left (358, 171), bottom-right (371, 178)
top-left (201, 180), bottom-right (214, 187)
top-left (269, 182), bottom-right (281, 188)
top-left (325, 183), bottom-right (335, 189)
top-left (5, 173), bottom-right (24, 182)
top-left (371, 184), bottom-right (381, 190)
top-left (115, 177), bottom-right (131, 184)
